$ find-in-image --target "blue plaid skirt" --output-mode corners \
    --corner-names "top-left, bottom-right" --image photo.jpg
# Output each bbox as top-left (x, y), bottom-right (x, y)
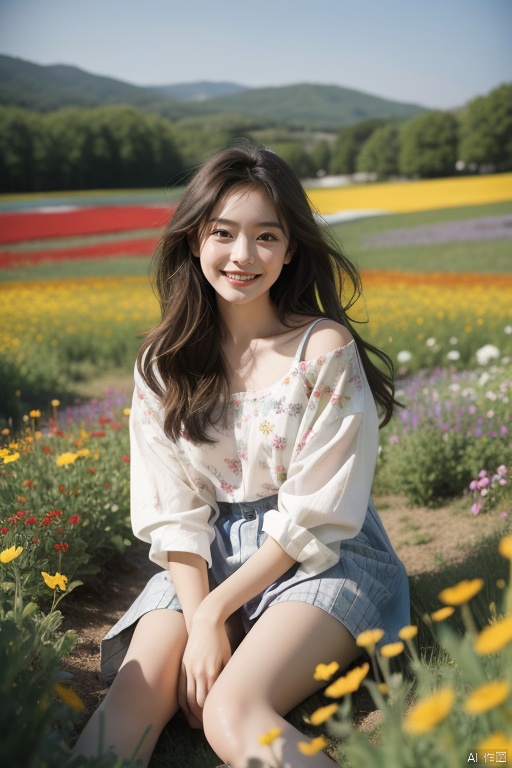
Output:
top-left (101, 496), bottom-right (409, 680)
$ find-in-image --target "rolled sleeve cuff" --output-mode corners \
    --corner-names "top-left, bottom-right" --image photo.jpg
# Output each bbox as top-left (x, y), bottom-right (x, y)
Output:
top-left (148, 526), bottom-right (214, 570)
top-left (262, 509), bottom-right (338, 576)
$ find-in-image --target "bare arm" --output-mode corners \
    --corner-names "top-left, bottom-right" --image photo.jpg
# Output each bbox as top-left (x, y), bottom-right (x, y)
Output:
top-left (167, 551), bottom-right (209, 632)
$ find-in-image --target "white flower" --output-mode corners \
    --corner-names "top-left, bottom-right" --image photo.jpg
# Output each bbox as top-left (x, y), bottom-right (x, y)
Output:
top-left (486, 391), bottom-right (497, 401)
top-left (397, 350), bottom-right (412, 364)
top-left (476, 344), bottom-right (500, 365)
top-left (504, 325), bottom-right (512, 335)
top-left (447, 350), bottom-right (460, 361)
top-left (449, 383), bottom-right (461, 392)
top-left (449, 336), bottom-right (458, 345)
top-left (478, 372), bottom-right (490, 386)
top-left (426, 337), bottom-right (436, 347)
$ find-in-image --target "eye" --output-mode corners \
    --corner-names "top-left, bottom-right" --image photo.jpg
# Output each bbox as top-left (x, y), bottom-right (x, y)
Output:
top-left (258, 232), bottom-right (278, 242)
top-left (211, 228), bottom-right (231, 239)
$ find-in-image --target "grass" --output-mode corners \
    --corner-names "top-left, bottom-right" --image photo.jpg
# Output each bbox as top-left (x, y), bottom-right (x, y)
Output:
top-left (329, 200), bottom-right (512, 274)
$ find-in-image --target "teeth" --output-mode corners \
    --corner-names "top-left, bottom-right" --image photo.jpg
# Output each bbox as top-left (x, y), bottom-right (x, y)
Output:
top-left (224, 273), bottom-right (257, 281)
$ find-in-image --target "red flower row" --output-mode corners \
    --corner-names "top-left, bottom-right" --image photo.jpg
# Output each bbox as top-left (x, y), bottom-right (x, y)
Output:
top-left (0, 237), bottom-right (159, 269)
top-left (0, 205), bottom-right (173, 244)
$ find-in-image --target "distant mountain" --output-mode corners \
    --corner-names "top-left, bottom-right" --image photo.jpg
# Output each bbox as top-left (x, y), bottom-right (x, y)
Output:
top-left (0, 54), bottom-right (425, 129)
top-left (202, 83), bottom-right (424, 129)
top-left (150, 81), bottom-right (249, 101)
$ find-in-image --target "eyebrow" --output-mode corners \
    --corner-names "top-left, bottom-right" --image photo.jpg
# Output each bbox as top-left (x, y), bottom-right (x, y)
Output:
top-left (208, 217), bottom-right (284, 229)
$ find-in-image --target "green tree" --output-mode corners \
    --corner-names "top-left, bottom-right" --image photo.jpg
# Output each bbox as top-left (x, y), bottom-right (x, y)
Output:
top-left (399, 110), bottom-right (459, 178)
top-left (459, 82), bottom-right (512, 171)
top-left (0, 107), bottom-right (41, 192)
top-left (356, 123), bottom-right (401, 179)
top-left (267, 141), bottom-right (315, 178)
top-left (330, 118), bottom-right (385, 174)
top-left (310, 139), bottom-right (331, 176)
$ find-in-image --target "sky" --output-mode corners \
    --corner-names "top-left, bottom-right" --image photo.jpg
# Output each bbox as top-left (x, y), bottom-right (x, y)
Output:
top-left (0, 0), bottom-right (511, 109)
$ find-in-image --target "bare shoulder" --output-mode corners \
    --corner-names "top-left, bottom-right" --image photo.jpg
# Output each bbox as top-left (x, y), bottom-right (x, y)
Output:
top-left (303, 318), bottom-right (354, 359)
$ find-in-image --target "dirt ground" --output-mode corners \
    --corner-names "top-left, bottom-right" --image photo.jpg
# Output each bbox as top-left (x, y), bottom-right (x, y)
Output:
top-left (60, 494), bottom-right (508, 722)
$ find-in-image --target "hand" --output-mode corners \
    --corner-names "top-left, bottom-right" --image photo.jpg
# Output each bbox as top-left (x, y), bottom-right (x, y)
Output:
top-left (178, 608), bottom-right (232, 726)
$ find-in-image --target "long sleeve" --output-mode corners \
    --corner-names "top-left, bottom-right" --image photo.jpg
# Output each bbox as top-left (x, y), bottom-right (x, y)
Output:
top-left (262, 344), bottom-right (379, 576)
top-left (129, 366), bottom-right (218, 570)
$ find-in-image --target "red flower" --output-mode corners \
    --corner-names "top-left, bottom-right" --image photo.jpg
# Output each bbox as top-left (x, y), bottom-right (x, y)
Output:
top-left (17, 496), bottom-right (26, 503)
top-left (52, 510), bottom-right (63, 516)
top-left (90, 431), bottom-right (106, 438)
top-left (68, 515), bottom-right (81, 525)
top-left (104, 482), bottom-right (110, 488)
top-left (122, 455), bottom-right (130, 462)
top-left (59, 484), bottom-right (66, 494)
top-left (99, 417), bottom-right (111, 425)
top-left (51, 428), bottom-right (65, 437)
top-left (32, 537), bottom-right (40, 543)
top-left (54, 542), bottom-right (69, 552)
top-left (42, 445), bottom-right (52, 455)
top-left (111, 422), bottom-right (122, 430)
top-left (23, 479), bottom-right (35, 487)
top-left (89, 467), bottom-right (95, 474)
top-left (24, 516), bottom-right (37, 525)
top-left (1, 527), bottom-right (9, 534)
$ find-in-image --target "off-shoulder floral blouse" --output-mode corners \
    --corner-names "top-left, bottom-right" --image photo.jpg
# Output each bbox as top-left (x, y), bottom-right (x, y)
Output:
top-left (130, 334), bottom-right (379, 578)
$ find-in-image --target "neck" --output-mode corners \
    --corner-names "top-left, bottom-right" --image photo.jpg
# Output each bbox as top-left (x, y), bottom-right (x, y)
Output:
top-left (217, 296), bottom-right (285, 348)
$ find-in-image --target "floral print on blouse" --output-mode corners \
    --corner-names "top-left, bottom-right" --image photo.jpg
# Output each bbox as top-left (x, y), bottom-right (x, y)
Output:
top-left (130, 339), bottom-right (379, 577)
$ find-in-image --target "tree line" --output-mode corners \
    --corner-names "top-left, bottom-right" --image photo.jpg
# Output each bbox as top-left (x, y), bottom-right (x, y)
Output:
top-left (0, 83), bottom-right (510, 193)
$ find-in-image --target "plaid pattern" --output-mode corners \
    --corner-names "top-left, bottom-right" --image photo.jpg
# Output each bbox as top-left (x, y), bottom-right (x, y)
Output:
top-left (101, 497), bottom-right (409, 680)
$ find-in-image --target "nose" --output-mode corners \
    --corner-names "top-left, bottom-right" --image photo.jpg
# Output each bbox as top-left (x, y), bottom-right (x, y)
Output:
top-left (232, 235), bottom-right (255, 265)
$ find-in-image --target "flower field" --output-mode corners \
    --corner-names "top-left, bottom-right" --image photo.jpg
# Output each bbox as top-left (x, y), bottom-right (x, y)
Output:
top-left (307, 172), bottom-right (512, 215)
top-left (1, 176), bottom-right (512, 765)
top-left (0, 205), bottom-right (171, 244)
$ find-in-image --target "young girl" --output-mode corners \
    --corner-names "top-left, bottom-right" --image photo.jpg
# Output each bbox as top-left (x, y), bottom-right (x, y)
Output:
top-left (73, 142), bottom-right (410, 768)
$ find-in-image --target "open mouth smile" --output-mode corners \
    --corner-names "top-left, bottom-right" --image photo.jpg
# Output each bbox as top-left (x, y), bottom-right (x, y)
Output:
top-left (222, 272), bottom-right (260, 282)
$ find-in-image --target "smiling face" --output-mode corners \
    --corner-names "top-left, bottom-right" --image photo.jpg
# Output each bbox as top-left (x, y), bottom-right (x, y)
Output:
top-left (192, 186), bottom-right (293, 312)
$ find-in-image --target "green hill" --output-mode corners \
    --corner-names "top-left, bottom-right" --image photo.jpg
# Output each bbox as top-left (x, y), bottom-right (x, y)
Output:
top-left (0, 54), bottom-right (425, 129)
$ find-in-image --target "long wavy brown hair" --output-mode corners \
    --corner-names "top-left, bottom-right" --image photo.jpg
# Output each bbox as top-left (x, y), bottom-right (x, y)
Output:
top-left (138, 141), bottom-right (398, 443)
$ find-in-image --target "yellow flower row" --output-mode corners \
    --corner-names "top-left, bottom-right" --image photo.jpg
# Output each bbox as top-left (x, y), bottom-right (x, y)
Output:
top-left (306, 172), bottom-right (512, 214)
top-left (1, 272), bottom-right (511, 367)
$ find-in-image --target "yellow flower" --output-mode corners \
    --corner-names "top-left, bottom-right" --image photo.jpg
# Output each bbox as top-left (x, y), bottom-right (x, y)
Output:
top-left (307, 704), bottom-right (338, 726)
top-left (297, 736), bottom-right (328, 755)
top-left (51, 399), bottom-right (61, 407)
top-left (80, 429), bottom-right (89, 439)
top-left (259, 727), bottom-right (282, 746)
top-left (431, 606), bottom-right (455, 622)
top-left (477, 731), bottom-right (512, 751)
top-left (356, 628), bottom-right (385, 650)
top-left (325, 662), bottom-right (370, 698)
top-left (403, 687), bottom-right (455, 734)
top-left (378, 683), bottom-right (389, 695)
top-left (498, 534), bottom-right (512, 560)
top-left (54, 683), bottom-right (85, 712)
top-left (438, 578), bottom-right (484, 606)
top-left (2, 452), bottom-right (20, 464)
top-left (56, 452), bottom-right (78, 467)
top-left (475, 615), bottom-right (512, 655)
top-left (379, 641), bottom-right (404, 658)
top-left (123, 408), bottom-right (131, 416)
top-left (313, 661), bottom-right (340, 681)
top-left (399, 625), bottom-right (418, 640)
top-left (464, 681), bottom-right (510, 714)
top-left (75, 448), bottom-right (91, 458)
top-left (29, 409), bottom-right (41, 418)
top-left (41, 571), bottom-right (68, 591)
top-left (0, 545), bottom-right (23, 564)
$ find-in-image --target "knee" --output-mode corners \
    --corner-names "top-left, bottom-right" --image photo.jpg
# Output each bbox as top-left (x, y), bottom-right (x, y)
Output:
top-left (203, 685), bottom-right (247, 760)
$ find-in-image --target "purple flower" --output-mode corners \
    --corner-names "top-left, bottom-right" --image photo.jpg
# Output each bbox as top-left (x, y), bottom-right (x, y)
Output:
top-left (497, 465), bottom-right (508, 476)
top-left (471, 503), bottom-right (481, 515)
top-left (469, 480), bottom-right (479, 491)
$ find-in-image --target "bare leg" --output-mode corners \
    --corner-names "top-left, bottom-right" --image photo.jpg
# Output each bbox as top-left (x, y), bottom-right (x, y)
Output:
top-left (72, 610), bottom-right (187, 767)
top-left (203, 602), bottom-right (361, 768)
